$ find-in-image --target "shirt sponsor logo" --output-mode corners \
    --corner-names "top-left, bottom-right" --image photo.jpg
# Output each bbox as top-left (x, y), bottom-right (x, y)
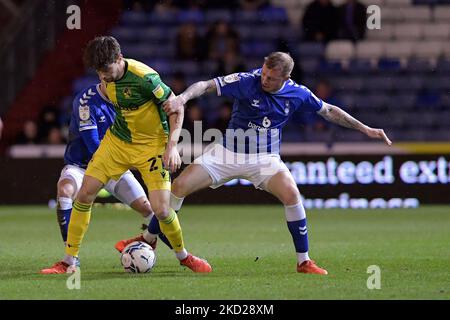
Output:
top-left (152, 84), bottom-right (164, 99)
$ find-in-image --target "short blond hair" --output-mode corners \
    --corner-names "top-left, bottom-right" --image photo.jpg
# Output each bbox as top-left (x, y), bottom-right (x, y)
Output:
top-left (264, 52), bottom-right (294, 77)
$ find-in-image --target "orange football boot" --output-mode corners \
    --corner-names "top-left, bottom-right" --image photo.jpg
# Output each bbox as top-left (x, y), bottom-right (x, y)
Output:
top-left (297, 260), bottom-right (328, 275)
top-left (40, 261), bottom-right (77, 274)
top-left (180, 254), bottom-right (212, 273)
top-left (114, 234), bottom-right (157, 253)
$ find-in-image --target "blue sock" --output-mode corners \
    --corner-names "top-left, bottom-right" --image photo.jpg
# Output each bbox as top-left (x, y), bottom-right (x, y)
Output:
top-left (56, 208), bottom-right (72, 242)
top-left (148, 215), bottom-right (173, 249)
top-left (287, 219), bottom-right (309, 253)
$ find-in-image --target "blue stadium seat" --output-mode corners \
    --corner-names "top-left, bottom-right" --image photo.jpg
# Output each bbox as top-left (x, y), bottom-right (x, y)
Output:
top-left (110, 26), bottom-right (138, 43)
top-left (436, 58), bottom-right (450, 73)
top-left (318, 61), bottom-right (345, 74)
top-left (392, 92), bottom-right (417, 109)
top-left (170, 61), bottom-right (200, 75)
top-left (415, 90), bottom-right (441, 109)
top-left (137, 26), bottom-right (178, 42)
top-left (234, 11), bottom-right (260, 24)
top-left (148, 11), bottom-right (178, 25)
top-left (297, 42), bottom-right (325, 58)
top-left (391, 75), bottom-right (424, 91)
top-left (378, 58), bottom-right (402, 73)
top-left (259, 7), bottom-right (289, 24)
top-left (251, 26), bottom-right (281, 40)
top-left (177, 9), bottom-right (205, 24)
top-left (144, 59), bottom-right (172, 75)
top-left (241, 41), bottom-right (277, 57)
top-left (205, 10), bottom-right (233, 24)
top-left (120, 11), bottom-right (148, 26)
top-left (408, 58), bottom-right (436, 73)
top-left (299, 58), bottom-right (320, 73)
top-left (348, 59), bottom-right (376, 74)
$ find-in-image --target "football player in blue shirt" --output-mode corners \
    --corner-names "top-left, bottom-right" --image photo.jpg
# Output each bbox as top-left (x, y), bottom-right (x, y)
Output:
top-left (120, 52), bottom-right (392, 274)
top-left (46, 82), bottom-right (170, 271)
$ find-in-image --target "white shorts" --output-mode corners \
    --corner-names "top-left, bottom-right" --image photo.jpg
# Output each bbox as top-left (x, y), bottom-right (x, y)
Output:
top-left (194, 143), bottom-right (289, 190)
top-left (58, 165), bottom-right (146, 205)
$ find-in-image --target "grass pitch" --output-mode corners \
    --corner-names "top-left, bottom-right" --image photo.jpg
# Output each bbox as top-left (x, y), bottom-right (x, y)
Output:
top-left (0, 205), bottom-right (449, 300)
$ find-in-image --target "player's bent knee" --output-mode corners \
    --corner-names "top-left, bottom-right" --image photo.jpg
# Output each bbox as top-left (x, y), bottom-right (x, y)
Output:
top-left (171, 177), bottom-right (188, 198)
top-left (152, 205), bottom-right (170, 220)
top-left (76, 187), bottom-right (97, 204)
top-left (131, 197), bottom-right (153, 216)
top-left (57, 180), bottom-right (76, 199)
top-left (279, 187), bottom-right (301, 206)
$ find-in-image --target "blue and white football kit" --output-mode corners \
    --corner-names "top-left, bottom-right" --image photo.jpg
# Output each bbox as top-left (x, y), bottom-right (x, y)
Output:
top-left (191, 68), bottom-right (326, 270)
top-left (195, 68), bottom-right (323, 190)
top-left (57, 84), bottom-right (146, 242)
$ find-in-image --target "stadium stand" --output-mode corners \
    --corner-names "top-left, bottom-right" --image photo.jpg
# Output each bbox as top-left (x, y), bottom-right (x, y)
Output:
top-left (3, 0), bottom-right (450, 149)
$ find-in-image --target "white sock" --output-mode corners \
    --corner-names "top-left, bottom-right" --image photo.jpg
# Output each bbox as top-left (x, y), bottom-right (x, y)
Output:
top-left (297, 252), bottom-right (310, 264)
top-left (170, 193), bottom-right (184, 211)
top-left (175, 249), bottom-right (188, 261)
top-left (58, 197), bottom-right (72, 210)
top-left (285, 201), bottom-right (310, 264)
top-left (63, 254), bottom-right (77, 265)
top-left (142, 230), bottom-right (157, 244)
top-left (143, 213), bottom-right (152, 226)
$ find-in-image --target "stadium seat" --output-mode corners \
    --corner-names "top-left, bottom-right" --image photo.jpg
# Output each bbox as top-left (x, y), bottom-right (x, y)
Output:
top-left (385, 0), bottom-right (412, 6)
top-left (259, 6), bottom-right (289, 24)
top-left (436, 58), bottom-right (450, 73)
top-left (325, 41), bottom-right (355, 65)
top-left (205, 10), bottom-right (233, 24)
top-left (297, 42), bottom-right (325, 58)
top-left (137, 26), bottom-right (178, 42)
top-left (363, 76), bottom-right (396, 92)
top-left (378, 58), bottom-right (403, 72)
top-left (442, 42), bottom-right (450, 58)
top-left (234, 11), bottom-right (260, 24)
top-left (391, 75), bottom-right (424, 91)
top-left (422, 24), bottom-right (450, 41)
top-left (120, 11), bottom-right (148, 26)
top-left (299, 58), bottom-right (320, 73)
top-left (177, 9), bottom-right (205, 24)
top-left (384, 41), bottom-right (414, 64)
top-left (110, 26), bottom-right (138, 42)
top-left (250, 26), bottom-right (281, 40)
top-left (355, 41), bottom-right (384, 63)
top-left (393, 92), bottom-right (417, 110)
top-left (412, 42), bottom-right (443, 62)
top-left (400, 7), bottom-right (432, 22)
top-left (348, 59), bottom-right (377, 74)
top-left (407, 58), bottom-right (436, 72)
top-left (148, 11), bottom-right (178, 25)
top-left (359, 0), bottom-right (385, 6)
top-left (380, 8), bottom-right (405, 22)
top-left (433, 6), bottom-right (450, 22)
top-left (367, 23), bottom-right (394, 41)
top-left (394, 24), bottom-right (423, 40)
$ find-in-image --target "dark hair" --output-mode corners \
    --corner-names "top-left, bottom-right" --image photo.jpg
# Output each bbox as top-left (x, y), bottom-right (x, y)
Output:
top-left (83, 36), bottom-right (121, 71)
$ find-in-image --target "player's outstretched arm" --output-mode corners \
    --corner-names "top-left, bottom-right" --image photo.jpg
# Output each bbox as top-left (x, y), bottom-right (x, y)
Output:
top-left (317, 102), bottom-right (392, 145)
top-left (164, 93), bottom-right (184, 173)
top-left (162, 79), bottom-right (217, 115)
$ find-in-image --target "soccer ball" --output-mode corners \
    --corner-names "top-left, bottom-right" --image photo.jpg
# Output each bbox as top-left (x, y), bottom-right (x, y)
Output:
top-left (120, 241), bottom-right (156, 273)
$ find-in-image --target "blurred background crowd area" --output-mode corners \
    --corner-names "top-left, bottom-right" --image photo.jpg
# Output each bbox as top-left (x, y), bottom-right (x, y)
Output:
top-left (1, 0), bottom-right (450, 151)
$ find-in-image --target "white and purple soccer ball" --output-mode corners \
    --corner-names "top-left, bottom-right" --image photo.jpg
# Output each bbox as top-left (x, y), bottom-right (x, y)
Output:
top-left (120, 241), bottom-right (156, 273)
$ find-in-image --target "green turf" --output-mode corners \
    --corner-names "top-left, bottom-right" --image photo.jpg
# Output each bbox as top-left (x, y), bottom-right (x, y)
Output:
top-left (0, 205), bottom-right (449, 300)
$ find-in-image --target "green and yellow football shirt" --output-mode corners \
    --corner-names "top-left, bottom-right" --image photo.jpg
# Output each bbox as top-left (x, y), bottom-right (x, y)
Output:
top-left (105, 59), bottom-right (172, 145)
